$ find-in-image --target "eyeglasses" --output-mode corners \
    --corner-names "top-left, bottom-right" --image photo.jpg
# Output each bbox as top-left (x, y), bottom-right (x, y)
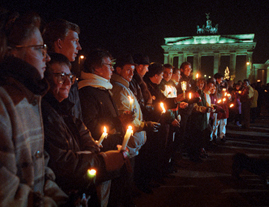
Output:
top-left (103, 63), bottom-right (115, 67)
top-left (53, 72), bottom-right (76, 84)
top-left (15, 44), bottom-right (47, 58)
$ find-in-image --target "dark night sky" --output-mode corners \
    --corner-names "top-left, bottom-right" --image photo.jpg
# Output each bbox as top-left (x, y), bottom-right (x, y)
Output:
top-left (1, 0), bottom-right (269, 64)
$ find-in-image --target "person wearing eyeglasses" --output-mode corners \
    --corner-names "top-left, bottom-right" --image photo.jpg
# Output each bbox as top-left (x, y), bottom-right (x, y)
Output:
top-left (42, 52), bottom-right (127, 207)
top-left (43, 19), bottom-right (83, 120)
top-left (0, 12), bottom-right (69, 206)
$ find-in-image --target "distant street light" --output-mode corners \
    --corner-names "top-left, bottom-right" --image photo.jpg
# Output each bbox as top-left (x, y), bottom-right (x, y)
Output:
top-left (246, 62), bottom-right (250, 65)
top-left (78, 55), bottom-right (85, 65)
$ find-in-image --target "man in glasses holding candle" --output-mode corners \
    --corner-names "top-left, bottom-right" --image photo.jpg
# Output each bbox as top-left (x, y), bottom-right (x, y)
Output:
top-left (42, 53), bottom-right (127, 206)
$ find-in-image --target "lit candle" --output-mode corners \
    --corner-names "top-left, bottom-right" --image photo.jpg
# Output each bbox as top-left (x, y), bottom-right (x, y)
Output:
top-left (189, 92), bottom-right (192, 99)
top-left (222, 98), bottom-right (226, 103)
top-left (128, 96), bottom-right (134, 111)
top-left (222, 88), bottom-right (226, 92)
top-left (181, 81), bottom-right (187, 98)
top-left (160, 102), bottom-right (166, 114)
top-left (122, 126), bottom-right (133, 150)
top-left (217, 99), bottom-right (221, 104)
top-left (196, 73), bottom-right (199, 79)
top-left (238, 91), bottom-right (242, 94)
top-left (87, 169), bottom-right (97, 179)
top-left (97, 126), bottom-right (108, 146)
top-left (229, 103), bottom-right (234, 108)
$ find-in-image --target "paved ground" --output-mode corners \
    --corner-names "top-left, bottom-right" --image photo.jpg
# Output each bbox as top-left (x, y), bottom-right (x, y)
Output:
top-left (133, 113), bottom-right (269, 207)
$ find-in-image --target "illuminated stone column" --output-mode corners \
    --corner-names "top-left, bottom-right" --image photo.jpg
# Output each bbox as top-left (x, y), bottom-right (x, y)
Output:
top-left (169, 54), bottom-right (174, 65)
top-left (164, 53), bottom-right (169, 64)
top-left (193, 52), bottom-right (201, 74)
top-left (178, 53), bottom-right (184, 68)
top-left (229, 52), bottom-right (236, 78)
top-left (213, 52), bottom-right (220, 75)
top-left (246, 52), bottom-right (253, 80)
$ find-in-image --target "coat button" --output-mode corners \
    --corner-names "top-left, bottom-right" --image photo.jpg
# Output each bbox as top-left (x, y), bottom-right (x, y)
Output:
top-left (34, 150), bottom-right (42, 158)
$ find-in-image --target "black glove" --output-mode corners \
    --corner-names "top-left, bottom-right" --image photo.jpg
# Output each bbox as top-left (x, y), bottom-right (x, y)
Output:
top-left (144, 121), bottom-right (161, 132)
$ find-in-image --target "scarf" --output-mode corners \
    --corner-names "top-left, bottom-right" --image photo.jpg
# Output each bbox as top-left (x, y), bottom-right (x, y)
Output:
top-left (78, 71), bottom-right (113, 90)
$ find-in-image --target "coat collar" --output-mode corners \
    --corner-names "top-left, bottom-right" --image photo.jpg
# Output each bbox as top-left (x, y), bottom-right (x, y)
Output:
top-left (111, 73), bottom-right (129, 88)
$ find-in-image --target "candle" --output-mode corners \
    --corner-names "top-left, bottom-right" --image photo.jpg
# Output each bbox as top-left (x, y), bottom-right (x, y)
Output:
top-left (189, 92), bottom-right (192, 99)
top-left (181, 81), bottom-right (187, 98)
top-left (222, 98), bottom-right (226, 103)
top-left (222, 88), bottom-right (226, 92)
top-left (229, 103), bottom-right (234, 108)
top-left (122, 126), bottom-right (133, 150)
top-left (128, 96), bottom-right (134, 111)
top-left (196, 73), bottom-right (199, 79)
top-left (217, 99), bottom-right (221, 104)
top-left (97, 126), bottom-right (108, 146)
top-left (160, 102), bottom-right (166, 114)
top-left (87, 169), bottom-right (97, 179)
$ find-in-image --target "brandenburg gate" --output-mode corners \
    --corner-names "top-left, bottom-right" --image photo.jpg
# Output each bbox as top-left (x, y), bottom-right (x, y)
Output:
top-left (161, 14), bottom-right (256, 80)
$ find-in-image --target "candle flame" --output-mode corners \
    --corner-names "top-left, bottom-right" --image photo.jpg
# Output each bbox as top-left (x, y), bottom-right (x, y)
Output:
top-left (230, 104), bottom-right (234, 108)
top-left (160, 102), bottom-right (166, 113)
top-left (128, 96), bottom-right (134, 103)
top-left (87, 169), bottom-right (96, 177)
top-left (238, 91), bottom-right (242, 94)
top-left (222, 88), bottom-right (226, 92)
top-left (196, 73), bottom-right (199, 79)
top-left (189, 92), bottom-right (192, 99)
top-left (227, 93), bottom-right (231, 97)
top-left (103, 126), bottom-right (107, 133)
top-left (223, 98), bottom-right (226, 102)
top-left (217, 99), bottom-right (221, 104)
top-left (224, 92), bottom-right (227, 96)
top-left (128, 125), bottom-right (132, 130)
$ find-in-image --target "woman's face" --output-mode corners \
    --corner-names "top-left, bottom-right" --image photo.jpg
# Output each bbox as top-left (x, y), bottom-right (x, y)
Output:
top-left (13, 28), bottom-right (50, 79)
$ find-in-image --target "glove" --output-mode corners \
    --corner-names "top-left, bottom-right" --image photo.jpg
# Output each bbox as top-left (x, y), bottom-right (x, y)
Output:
top-left (144, 121), bottom-right (161, 132)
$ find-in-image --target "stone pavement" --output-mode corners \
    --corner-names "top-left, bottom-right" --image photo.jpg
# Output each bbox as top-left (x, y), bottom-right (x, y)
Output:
top-left (133, 113), bottom-right (269, 207)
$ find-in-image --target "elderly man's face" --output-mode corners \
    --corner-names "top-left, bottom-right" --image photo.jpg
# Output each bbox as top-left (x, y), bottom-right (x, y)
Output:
top-left (50, 63), bottom-right (72, 102)
top-left (95, 56), bottom-right (114, 80)
top-left (116, 64), bottom-right (135, 82)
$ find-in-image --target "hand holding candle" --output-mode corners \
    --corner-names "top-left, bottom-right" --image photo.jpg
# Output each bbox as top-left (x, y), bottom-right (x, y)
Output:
top-left (122, 126), bottom-right (133, 150)
top-left (97, 126), bottom-right (108, 146)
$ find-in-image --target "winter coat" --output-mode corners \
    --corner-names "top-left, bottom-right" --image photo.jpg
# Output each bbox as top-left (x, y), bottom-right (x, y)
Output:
top-left (42, 92), bottom-right (111, 193)
top-left (0, 57), bottom-right (67, 207)
top-left (111, 73), bottom-right (146, 157)
top-left (78, 72), bottom-right (123, 152)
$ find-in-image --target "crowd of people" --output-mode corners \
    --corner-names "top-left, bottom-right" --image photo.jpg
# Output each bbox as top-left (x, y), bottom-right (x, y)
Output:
top-left (0, 9), bottom-right (268, 207)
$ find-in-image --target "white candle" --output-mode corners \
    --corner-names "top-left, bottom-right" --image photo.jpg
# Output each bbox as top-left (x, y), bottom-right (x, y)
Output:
top-left (97, 127), bottom-right (108, 146)
top-left (122, 126), bottom-right (133, 150)
top-left (181, 81), bottom-right (187, 98)
top-left (196, 73), bottom-right (199, 79)
top-left (160, 102), bottom-right (166, 114)
top-left (128, 96), bottom-right (134, 111)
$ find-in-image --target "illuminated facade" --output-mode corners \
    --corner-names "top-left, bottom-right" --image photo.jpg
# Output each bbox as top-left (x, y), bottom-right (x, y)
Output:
top-left (161, 15), bottom-right (256, 81)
